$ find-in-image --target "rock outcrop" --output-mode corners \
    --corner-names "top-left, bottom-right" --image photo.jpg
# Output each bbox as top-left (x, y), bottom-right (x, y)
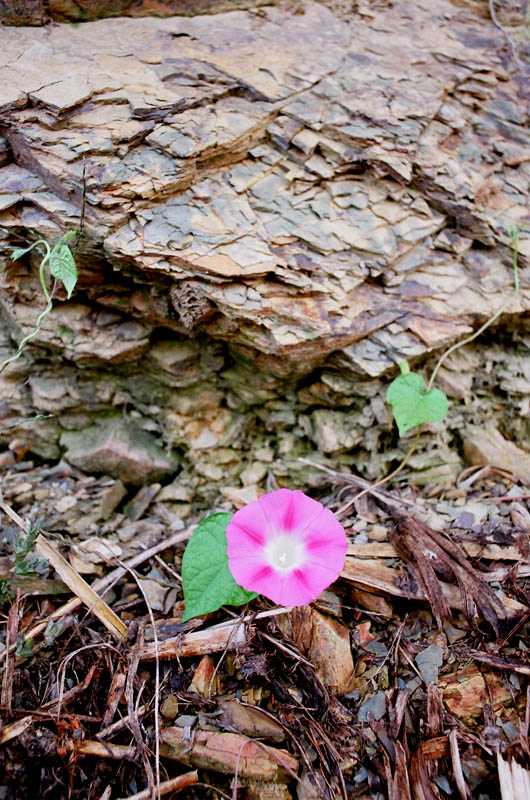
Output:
top-left (0, 0), bottom-right (529, 497)
top-left (0, 0), bottom-right (264, 25)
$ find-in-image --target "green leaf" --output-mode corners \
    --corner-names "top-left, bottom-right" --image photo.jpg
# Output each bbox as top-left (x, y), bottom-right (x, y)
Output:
top-left (12, 247), bottom-right (30, 261)
top-left (386, 372), bottom-right (448, 436)
top-left (50, 236), bottom-right (78, 298)
top-left (181, 512), bottom-right (257, 622)
top-left (15, 634), bottom-right (35, 659)
top-left (11, 240), bottom-right (43, 261)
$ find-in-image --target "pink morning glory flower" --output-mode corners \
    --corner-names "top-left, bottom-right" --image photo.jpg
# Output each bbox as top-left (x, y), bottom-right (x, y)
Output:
top-left (226, 488), bottom-right (348, 606)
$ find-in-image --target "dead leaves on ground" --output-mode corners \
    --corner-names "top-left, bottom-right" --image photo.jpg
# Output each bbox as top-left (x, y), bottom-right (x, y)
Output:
top-left (391, 511), bottom-right (506, 633)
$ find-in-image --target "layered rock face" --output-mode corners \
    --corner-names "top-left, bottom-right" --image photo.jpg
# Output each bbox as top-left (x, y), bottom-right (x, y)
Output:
top-left (0, 0), bottom-right (529, 498)
top-left (0, 0), bottom-right (263, 25)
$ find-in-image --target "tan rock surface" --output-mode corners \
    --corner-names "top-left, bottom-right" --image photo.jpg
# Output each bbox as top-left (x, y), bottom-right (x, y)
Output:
top-left (0, 0), bottom-right (529, 487)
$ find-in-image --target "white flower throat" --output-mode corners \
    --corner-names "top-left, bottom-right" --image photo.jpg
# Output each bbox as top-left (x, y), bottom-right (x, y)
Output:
top-left (265, 533), bottom-right (305, 572)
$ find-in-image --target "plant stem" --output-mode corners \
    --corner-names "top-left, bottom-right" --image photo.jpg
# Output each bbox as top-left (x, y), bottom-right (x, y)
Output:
top-left (336, 425), bottom-right (422, 516)
top-left (0, 242), bottom-right (53, 374)
top-left (427, 227), bottom-right (520, 392)
top-left (38, 243), bottom-right (52, 304)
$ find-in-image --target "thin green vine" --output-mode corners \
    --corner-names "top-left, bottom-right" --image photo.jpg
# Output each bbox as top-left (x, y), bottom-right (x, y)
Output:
top-left (0, 232), bottom-right (78, 374)
top-left (359, 226), bottom-right (521, 503)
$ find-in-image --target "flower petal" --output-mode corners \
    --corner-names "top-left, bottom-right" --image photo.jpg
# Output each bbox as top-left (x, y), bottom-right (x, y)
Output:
top-left (295, 559), bottom-right (343, 599)
top-left (228, 556), bottom-right (275, 594)
top-left (304, 507), bottom-right (349, 557)
top-left (240, 564), bottom-right (313, 606)
top-left (226, 502), bottom-right (270, 553)
top-left (257, 488), bottom-right (323, 536)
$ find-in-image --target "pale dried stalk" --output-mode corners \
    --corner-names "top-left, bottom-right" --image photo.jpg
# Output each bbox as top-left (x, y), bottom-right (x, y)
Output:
top-left (2, 524), bottom-right (194, 656)
top-left (36, 535), bottom-right (128, 641)
top-left (497, 751), bottom-right (530, 800)
top-left (118, 561), bottom-right (161, 800)
top-left (117, 771), bottom-right (199, 800)
top-left (0, 714), bottom-right (34, 745)
top-left (1, 590), bottom-right (19, 711)
top-left (126, 626), bottom-right (155, 799)
top-left (449, 729), bottom-right (468, 800)
top-left (97, 704), bottom-right (147, 740)
top-left (347, 541), bottom-right (527, 562)
top-left (66, 740), bottom-right (136, 759)
top-left (0, 503), bottom-right (127, 641)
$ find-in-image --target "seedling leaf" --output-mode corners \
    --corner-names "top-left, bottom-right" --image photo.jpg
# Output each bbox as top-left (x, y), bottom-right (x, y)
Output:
top-left (387, 371), bottom-right (448, 436)
top-left (11, 240), bottom-right (43, 261)
top-left (50, 236), bottom-right (78, 298)
top-left (181, 512), bottom-right (257, 622)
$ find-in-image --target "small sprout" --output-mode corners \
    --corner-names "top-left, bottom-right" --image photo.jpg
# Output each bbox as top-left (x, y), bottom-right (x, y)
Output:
top-left (386, 362), bottom-right (448, 437)
top-left (0, 231), bottom-right (79, 374)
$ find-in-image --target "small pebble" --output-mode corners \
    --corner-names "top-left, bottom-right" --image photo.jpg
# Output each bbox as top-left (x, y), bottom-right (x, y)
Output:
top-left (160, 695), bottom-right (179, 720)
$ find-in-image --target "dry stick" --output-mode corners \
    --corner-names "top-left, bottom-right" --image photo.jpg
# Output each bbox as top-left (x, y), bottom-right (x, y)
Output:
top-left (335, 426), bottom-right (422, 517)
top-left (0, 715), bottom-right (35, 745)
top-left (66, 740), bottom-right (137, 759)
top-left (97, 704), bottom-right (148, 741)
top-left (2, 525), bottom-right (194, 657)
top-left (117, 560), bottom-right (161, 800)
top-left (126, 626), bottom-right (156, 800)
top-left (449, 729), bottom-right (469, 800)
top-left (118, 772), bottom-right (199, 800)
top-left (0, 503), bottom-right (127, 642)
top-left (139, 605), bottom-right (293, 661)
top-left (1, 589), bottom-right (19, 712)
top-left (347, 540), bottom-right (527, 562)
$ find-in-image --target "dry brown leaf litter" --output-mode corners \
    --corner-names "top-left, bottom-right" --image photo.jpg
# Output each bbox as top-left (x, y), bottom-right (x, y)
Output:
top-left (0, 452), bottom-right (529, 799)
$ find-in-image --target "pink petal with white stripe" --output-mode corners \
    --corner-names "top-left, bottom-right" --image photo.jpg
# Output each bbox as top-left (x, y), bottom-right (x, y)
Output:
top-left (226, 488), bottom-right (348, 606)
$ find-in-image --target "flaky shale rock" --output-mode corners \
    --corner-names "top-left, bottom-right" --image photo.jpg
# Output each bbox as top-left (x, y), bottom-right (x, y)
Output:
top-left (0, 0), bottom-right (529, 492)
top-left (0, 0), bottom-right (265, 25)
top-left (60, 417), bottom-right (179, 485)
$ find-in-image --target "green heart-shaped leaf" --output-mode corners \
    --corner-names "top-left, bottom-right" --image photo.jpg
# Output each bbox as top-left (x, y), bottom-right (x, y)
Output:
top-left (181, 512), bottom-right (257, 622)
top-left (50, 234), bottom-right (78, 299)
top-left (386, 372), bottom-right (448, 436)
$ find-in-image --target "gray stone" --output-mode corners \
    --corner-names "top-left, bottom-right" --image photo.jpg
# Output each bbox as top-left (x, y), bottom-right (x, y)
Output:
top-left (61, 417), bottom-right (179, 485)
